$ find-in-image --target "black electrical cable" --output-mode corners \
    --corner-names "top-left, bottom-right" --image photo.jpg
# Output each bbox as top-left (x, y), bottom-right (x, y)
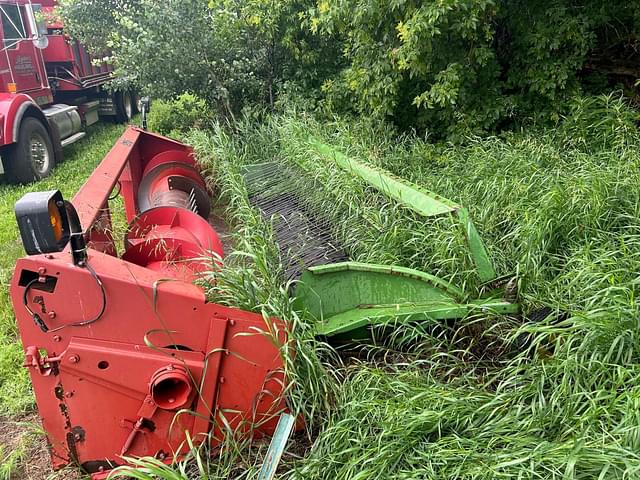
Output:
top-left (23, 261), bottom-right (107, 333)
top-left (108, 181), bottom-right (122, 201)
top-left (23, 278), bottom-right (49, 332)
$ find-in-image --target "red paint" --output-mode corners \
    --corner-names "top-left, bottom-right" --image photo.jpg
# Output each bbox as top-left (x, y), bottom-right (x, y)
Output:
top-left (0, 93), bottom-right (36, 146)
top-left (10, 127), bottom-right (291, 477)
top-left (0, 0), bottom-right (114, 148)
top-left (123, 206), bottom-right (223, 281)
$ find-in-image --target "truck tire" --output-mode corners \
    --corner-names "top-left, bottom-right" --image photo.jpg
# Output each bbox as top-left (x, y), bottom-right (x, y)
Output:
top-left (5, 117), bottom-right (55, 184)
top-left (114, 91), bottom-right (133, 123)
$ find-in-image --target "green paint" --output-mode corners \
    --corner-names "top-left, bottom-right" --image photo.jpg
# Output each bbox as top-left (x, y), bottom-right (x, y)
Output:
top-left (289, 141), bottom-right (519, 338)
top-left (294, 262), bottom-right (518, 337)
top-left (317, 299), bottom-right (519, 337)
top-left (309, 139), bottom-right (497, 283)
top-left (457, 208), bottom-right (497, 283)
top-left (311, 140), bottom-right (458, 216)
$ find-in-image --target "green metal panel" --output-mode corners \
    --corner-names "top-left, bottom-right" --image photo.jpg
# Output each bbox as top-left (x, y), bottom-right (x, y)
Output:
top-left (317, 299), bottom-right (520, 337)
top-left (294, 261), bottom-right (518, 337)
top-left (457, 208), bottom-right (497, 283)
top-left (309, 139), bottom-right (498, 283)
top-left (294, 261), bottom-right (465, 320)
top-left (311, 140), bottom-right (458, 217)
top-left (284, 141), bottom-right (520, 339)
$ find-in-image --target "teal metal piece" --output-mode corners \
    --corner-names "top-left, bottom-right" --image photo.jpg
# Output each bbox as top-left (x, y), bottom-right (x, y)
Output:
top-left (294, 262), bottom-right (519, 337)
top-left (258, 413), bottom-right (296, 480)
top-left (309, 140), bottom-right (497, 283)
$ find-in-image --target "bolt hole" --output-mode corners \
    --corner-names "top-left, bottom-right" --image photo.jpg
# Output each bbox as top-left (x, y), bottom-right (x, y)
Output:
top-left (97, 361), bottom-right (109, 370)
top-left (192, 307), bottom-right (197, 311)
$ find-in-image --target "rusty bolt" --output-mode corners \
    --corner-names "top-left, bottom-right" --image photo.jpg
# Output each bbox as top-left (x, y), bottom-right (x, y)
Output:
top-left (48, 311), bottom-right (56, 320)
top-left (65, 391), bottom-right (73, 398)
top-left (53, 335), bottom-right (62, 342)
top-left (68, 355), bottom-right (80, 364)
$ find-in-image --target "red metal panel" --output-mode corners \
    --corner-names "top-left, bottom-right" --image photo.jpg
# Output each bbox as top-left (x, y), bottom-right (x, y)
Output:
top-left (10, 127), bottom-right (292, 477)
top-left (12, 245), bottom-right (288, 475)
top-left (42, 35), bottom-right (75, 63)
top-left (0, 93), bottom-right (38, 145)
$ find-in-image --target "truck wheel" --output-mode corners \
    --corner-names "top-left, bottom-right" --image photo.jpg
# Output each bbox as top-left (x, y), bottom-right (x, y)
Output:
top-left (114, 91), bottom-right (133, 123)
top-left (5, 117), bottom-right (55, 184)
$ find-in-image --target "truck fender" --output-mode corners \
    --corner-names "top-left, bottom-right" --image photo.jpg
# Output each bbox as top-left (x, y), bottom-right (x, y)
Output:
top-left (0, 93), bottom-right (63, 164)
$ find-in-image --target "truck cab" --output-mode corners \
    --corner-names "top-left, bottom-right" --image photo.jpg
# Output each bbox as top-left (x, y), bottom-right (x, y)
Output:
top-left (0, 0), bottom-right (134, 183)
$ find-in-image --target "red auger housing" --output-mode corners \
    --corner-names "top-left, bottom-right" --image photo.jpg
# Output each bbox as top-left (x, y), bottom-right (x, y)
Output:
top-left (10, 127), bottom-right (289, 478)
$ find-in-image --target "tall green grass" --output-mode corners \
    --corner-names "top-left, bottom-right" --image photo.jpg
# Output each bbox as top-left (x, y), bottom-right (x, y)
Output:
top-left (175, 94), bottom-right (640, 479)
top-left (107, 94), bottom-right (640, 478)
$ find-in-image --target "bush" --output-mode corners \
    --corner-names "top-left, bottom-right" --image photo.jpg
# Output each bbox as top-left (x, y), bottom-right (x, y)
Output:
top-left (311, 1), bottom-right (640, 138)
top-left (147, 93), bottom-right (211, 136)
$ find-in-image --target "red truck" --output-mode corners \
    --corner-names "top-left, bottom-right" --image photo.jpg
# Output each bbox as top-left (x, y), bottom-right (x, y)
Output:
top-left (0, 0), bottom-right (135, 183)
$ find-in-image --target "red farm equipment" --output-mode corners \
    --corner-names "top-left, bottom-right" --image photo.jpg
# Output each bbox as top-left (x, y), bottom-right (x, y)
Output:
top-left (0, 0), bottom-right (135, 184)
top-left (10, 127), bottom-right (290, 478)
top-left (9, 121), bottom-right (522, 477)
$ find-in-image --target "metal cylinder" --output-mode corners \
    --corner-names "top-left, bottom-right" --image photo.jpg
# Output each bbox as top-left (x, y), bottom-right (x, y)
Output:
top-left (137, 150), bottom-right (211, 218)
top-left (43, 104), bottom-right (82, 140)
top-left (122, 150), bottom-right (223, 281)
top-left (150, 365), bottom-right (193, 410)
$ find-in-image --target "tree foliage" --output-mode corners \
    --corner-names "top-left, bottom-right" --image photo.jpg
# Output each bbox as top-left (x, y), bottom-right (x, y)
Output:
top-left (312, 0), bottom-right (640, 137)
top-left (59, 0), bottom-right (640, 137)
top-left (59, 0), bottom-right (315, 117)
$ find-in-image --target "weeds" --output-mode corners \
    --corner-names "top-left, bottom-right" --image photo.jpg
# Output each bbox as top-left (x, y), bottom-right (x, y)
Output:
top-left (5, 94), bottom-right (640, 479)
top-left (178, 94), bottom-right (640, 478)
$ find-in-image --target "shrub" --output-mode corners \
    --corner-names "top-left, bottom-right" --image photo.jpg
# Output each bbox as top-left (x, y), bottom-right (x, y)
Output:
top-left (147, 93), bottom-right (211, 136)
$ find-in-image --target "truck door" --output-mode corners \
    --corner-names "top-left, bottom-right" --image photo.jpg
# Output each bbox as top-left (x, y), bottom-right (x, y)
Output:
top-left (0, 3), bottom-right (48, 95)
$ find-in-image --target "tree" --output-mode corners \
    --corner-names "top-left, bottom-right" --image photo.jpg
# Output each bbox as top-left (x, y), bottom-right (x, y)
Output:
top-left (311, 0), bottom-right (640, 137)
top-left (59, 0), bottom-right (323, 116)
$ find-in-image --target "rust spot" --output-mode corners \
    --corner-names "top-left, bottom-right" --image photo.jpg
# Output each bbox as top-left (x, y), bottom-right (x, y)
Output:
top-left (65, 431), bottom-right (78, 463)
top-left (66, 426), bottom-right (86, 463)
top-left (71, 426), bottom-right (85, 443)
top-left (33, 295), bottom-right (47, 314)
top-left (54, 385), bottom-right (64, 400)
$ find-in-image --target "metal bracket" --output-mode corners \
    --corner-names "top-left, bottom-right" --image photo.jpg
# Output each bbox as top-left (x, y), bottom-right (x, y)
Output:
top-left (23, 345), bottom-right (62, 376)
